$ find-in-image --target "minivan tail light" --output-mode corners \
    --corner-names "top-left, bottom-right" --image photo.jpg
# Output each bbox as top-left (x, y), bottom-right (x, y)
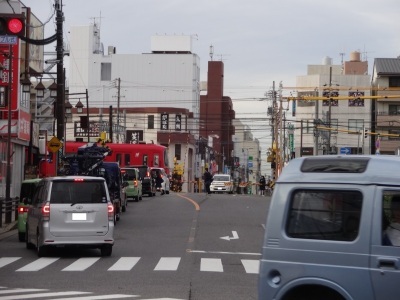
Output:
top-left (108, 203), bottom-right (114, 221)
top-left (134, 180), bottom-right (138, 187)
top-left (42, 202), bottom-right (50, 221)
top-left (18, 206), bottom-right (29, 214)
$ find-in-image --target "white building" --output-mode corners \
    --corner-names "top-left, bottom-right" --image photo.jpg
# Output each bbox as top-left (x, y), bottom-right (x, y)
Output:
top-left (66, 23), bottom-right (201, 192)
top-left (294, 53), bottom-right (371, 157)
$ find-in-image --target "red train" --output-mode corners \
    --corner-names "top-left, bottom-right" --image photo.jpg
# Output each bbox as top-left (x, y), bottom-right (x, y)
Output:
top-left (39, 141), bottom-right (170, 177)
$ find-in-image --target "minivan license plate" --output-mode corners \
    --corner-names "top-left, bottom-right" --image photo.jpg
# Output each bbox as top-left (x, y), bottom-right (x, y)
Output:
top-left (72, 213), bottom-right (87, 221)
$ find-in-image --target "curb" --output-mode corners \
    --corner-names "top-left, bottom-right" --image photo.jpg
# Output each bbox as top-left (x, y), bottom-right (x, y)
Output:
top-left (0, 221), bottom-right (18, 237)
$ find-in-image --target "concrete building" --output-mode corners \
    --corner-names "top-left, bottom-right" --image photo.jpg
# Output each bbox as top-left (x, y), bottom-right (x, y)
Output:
top-left (295, 52), bottom-right (371, 157)
top-left (232, 119), bottom-right (261, 194)
top-left (371, 57), bottom-right (400, 154)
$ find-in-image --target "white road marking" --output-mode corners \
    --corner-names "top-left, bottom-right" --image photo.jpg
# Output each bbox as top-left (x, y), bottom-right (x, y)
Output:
top-left (0, 258), bottom-right (20, 269)
top-left (154, 257), bottom-right (181, 271)
top-left (0, 289), bottom-right (48, 295)
top-left (0, 291), bottom-right (90, 299)
top-left (16, 258), bottom-right (59, 272)
top-left (188, 249), bottom-right (261, 256)
top-left (62, 258), bottom-right (100, 271)
top-left (200, 258), bottom-right (223, 272)
top-left (53, 295), bottom-right (139, 299)
top-left (241, 259), bottom-right (260, 274)
top-left (108, 257), bottom-right (140, 271)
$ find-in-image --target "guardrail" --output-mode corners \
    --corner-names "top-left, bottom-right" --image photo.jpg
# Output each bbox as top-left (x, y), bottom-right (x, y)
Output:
top-left (0, 197), bottom-right (19, 228)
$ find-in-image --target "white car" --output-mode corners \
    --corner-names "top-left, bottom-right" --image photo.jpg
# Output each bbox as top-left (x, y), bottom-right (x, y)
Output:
top-left (150, 167), bottom-right (170, 194)
top-left (210, 174), bottom-right (234, 194)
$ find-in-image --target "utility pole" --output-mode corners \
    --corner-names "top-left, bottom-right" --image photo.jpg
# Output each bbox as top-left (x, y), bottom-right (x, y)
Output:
top-left (55, 0), bottom-right (64, 175)
top-left (327, 66), bottom-right (332, 155)
top-left (5, 45), bottom-right (12, 223)
top-left (116, 78), bottom-right (120, 143)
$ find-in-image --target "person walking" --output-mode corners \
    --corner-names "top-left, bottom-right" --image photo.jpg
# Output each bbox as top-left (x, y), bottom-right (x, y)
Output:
top-left (203, 168), bottom-right (212, 194)
top-left (259, 176), bottom-right (266, 196)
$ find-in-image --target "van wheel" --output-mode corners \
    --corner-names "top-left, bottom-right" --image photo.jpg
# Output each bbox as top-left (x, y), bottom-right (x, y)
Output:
top-left (18, 232), bottom-right (25, 242)
top-left (101, 245), bottom-right (112, 256)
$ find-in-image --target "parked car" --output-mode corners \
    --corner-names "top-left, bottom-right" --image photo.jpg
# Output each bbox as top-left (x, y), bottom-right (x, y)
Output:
top-left (210, 174), bottom-right (234, 194)
top-left (130, 165), bottom-right (156, 197)
top-left (150, 167), bottom-right (170, 195)
top-left (17, 178), bottom-right (42, 242)
top-left (259, 155), bottom-right (400, 300)
top-left (102, 162), bottom-right (127, 216)
top-left (121, 167), bottom-right (143, 202)
top-left (26, 176), bottom-right (114, 257)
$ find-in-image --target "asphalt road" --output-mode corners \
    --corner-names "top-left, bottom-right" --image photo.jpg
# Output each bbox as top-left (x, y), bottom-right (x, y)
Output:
top-left (0, 191), bottom-right (270, 300)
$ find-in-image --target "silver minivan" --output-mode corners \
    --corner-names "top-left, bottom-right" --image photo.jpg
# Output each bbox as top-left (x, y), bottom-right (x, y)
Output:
top-left (26, 176), bottom-right (114, 257)
top-left (259, 155), bottom-right (400, 300)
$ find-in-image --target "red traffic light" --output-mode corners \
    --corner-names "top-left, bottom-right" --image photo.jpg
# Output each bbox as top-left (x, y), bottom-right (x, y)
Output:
top-left (7, 18), bottom-right (23, 34)
top-left (0, 14), bottom-right (25, 36)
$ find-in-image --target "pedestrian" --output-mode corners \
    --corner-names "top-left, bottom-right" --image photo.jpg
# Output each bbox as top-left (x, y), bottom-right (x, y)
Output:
top-left (203, 168), bottom-right (212, 194)
top-left (259, 176), bottom-right (266, 196)
top-left (154, 171), bottom-right (164, 195)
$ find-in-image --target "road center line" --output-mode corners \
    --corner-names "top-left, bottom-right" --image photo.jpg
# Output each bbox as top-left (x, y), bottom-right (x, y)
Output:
top-left (187, 249), bottom-right (261, 256)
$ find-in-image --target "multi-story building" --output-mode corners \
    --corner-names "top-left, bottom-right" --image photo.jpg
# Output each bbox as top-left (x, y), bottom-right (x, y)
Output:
top-left (294, 52), bottom-right (371, 157)
top-left (232, 119), bottom-right (261, 194)
top-left (371, 57), bottom-right (400, 154)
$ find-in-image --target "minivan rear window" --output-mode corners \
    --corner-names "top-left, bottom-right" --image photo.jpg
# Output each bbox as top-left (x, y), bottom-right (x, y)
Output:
top-left (51, 181), bottom-right (107, 204)
top-left (286, 190), bottom-right (363, 241)
top-left (301, 158), bottom-right (369, 173)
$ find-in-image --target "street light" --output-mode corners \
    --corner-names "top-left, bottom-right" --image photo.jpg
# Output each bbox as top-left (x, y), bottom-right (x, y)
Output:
top-left (34, 79), bottom-right (45, 98)
top-left (75, 99), bottom-right (83, 113)
top-left (48, 80), bottom-right (58, 98)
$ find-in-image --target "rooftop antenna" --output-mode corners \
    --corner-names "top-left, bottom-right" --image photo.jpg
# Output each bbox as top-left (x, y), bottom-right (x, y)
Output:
top-left (339, 52), bottom-right (345, 74)
top-left (209, 44), bottom-right (214, 61)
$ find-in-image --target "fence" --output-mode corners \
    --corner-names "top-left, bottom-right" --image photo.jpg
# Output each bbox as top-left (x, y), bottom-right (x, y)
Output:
top-left (0, 197), bottom-right (19, 228)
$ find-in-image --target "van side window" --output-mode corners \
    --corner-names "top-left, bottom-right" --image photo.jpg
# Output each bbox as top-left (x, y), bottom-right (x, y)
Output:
top-left (382, 193), bottom-right (400, 246)
top-left (32, 183), bottom-right (46, 205)
top-left (286, 190), bottom-right (362, 241)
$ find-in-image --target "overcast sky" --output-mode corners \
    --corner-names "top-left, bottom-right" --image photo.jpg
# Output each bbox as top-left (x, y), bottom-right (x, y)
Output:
top-left (20, 0), bottom-right (400, 165)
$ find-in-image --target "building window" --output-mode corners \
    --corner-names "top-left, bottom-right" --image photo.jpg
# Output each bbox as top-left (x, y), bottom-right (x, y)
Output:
top-left (148, 115), bottom-right (154, 129)
top-left (101, 63), bottom-right (111, 81)
top-left (175, 144), bottom-right (181, 160)
top-left (348, 119), bottom-right (364, 134)
top-left (389, 105), bottom-right (400, 115)
top-left (389, 76), bottom-right (400, 88)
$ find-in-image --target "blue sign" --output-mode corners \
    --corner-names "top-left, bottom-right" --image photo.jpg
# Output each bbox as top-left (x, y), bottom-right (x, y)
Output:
top-left (340, 147), bottom-right (351, 155)
top-left (248, 162), bottom-right (253, 168)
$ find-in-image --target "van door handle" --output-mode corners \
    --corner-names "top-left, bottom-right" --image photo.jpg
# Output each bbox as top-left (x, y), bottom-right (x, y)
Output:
top-left (378, 257), bottom-right (398, 269)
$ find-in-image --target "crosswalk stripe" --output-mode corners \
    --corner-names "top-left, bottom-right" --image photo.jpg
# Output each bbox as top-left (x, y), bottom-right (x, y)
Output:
top-left (0, 288), bottom-right (48, 295)
top-left (62, 258), bottom-right (100, 271)
top-left (53, 295), bottom-right (139, 299)
top-left (0, 291), bottom-right (91, 300)
top-left (16, 258), bottom-right (59, 272)
top-left (0, 258), bottom-right (20, 269)
top-left (108, 257), bottom-right (140, 271)
top-left (200, 258), bottom-right (223, 272)
top-left (241, 259), bottom-right (260, 274)
top-left (154, 257), bottom-right (181, 271)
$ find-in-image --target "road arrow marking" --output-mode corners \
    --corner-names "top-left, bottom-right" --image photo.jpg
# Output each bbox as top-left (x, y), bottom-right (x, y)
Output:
top-left (220, 230), bottom-right (239, 241)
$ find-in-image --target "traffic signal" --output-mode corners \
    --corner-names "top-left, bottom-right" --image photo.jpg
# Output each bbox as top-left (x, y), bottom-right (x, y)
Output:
top-left (0, 14), bottom-right (25, 36)
top-left (364, 128), bottom-right (369, 139)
